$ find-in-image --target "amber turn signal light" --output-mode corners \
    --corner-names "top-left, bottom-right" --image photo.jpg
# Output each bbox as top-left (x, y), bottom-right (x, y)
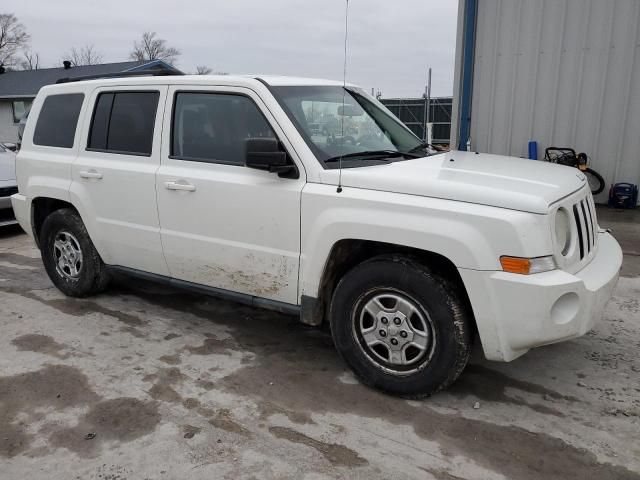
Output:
top-left (500, 256), bottom-right (531, 274)
top-left (500, 255), bottom-right (556, 275)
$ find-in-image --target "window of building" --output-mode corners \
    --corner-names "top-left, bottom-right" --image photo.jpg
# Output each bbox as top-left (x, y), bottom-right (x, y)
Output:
top-left (12, 100), bottom-right (32, 124)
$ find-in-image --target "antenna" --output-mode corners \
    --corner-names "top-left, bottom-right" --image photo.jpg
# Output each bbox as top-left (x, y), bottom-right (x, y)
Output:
top-left (337, 0), bottom-right (350, 194)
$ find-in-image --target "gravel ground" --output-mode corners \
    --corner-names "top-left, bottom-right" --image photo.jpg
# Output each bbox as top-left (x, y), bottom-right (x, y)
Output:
top-left (0, 207), bottom-right (638, 480)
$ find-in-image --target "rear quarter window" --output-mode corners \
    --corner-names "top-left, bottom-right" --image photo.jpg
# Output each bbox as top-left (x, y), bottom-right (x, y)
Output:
top-left (33, 93), bottom-right (84, 148)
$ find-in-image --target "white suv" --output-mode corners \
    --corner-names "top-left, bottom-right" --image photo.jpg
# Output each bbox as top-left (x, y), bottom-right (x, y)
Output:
top-left (11, 74), bottom-right (622, 397)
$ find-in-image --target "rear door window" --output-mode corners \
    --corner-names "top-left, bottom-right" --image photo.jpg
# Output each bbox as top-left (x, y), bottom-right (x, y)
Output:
top-left (33, 93), bottom-right (84, 148)
top-left (88, 91), bottom-right (159, 156)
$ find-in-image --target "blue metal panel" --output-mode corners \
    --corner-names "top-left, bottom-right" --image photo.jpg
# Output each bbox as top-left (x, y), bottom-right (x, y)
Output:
top-left (457, 0), bottom-right (478, 150)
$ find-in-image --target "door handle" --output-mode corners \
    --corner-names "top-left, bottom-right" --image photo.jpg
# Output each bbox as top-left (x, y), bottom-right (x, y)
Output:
top-left (164, 181), bottom-right (196, 192)
top-left (79, 170), bottom-right (103, 179)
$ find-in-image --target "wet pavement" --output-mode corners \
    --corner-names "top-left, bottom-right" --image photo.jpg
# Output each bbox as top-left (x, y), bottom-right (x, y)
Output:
top-left (0, 206), bottom-right (638, 479)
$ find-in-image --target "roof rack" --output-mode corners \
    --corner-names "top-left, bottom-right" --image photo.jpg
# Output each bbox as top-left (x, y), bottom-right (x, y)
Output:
top-left (56, 69), bottom-right (183, 84)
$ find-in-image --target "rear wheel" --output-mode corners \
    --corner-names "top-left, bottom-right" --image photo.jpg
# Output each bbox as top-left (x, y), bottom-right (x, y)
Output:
top-left (40, 208), bottom-right (110, 297)
top-left (585, 168), bottom-right (605, 195)
top-left (329, 255), bottom-right (472, 398)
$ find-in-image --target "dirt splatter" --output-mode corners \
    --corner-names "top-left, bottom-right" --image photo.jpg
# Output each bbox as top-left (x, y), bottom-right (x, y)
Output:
top-left (144, 367), bottom-right (187, 404)
top-left (184, 336), bottom-right (230, 355)
top-left (0, 365), bottom-right (99, 457)
top-left (420, 467), bottom-right (466, 480)
top-left (182, 397), bottom-right (201, 410)
top-left (159, 353), bottom-right (182, 365)
top-left (447, 364), bottom-right (577, 416)
top-left (209, 409), bottom-right (251, 437)
top-left (182, 424), bottom-right (202, 439)
top-left (49, 397), bottom-right (160, 456)
top-left (164, 333), bottom-right (181, 341)
top-left (11, 334), bottom-right (70, 359)
top-left (269, 426), bottom-right (367, 467)
top-left (0, 252), bottom-right (44, 269)
top-left (119, 325), bottom-right (147, 338)
top-left (39, 298), bottom-right (148, 328)
top-left (258, 402), bottom-right (315, 425)
top-left (196, 379), bottom-right (215, 390)
top-left (148, 383), bottom-right (182, 403)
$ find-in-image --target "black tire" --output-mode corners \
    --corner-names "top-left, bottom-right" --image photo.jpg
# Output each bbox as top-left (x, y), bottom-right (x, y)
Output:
top-left (329, 255), bottom-right (472, 398)
top-left (40, 208), bottom-right (110, 297)
top-left (584, 168), bottom-right (605, 195)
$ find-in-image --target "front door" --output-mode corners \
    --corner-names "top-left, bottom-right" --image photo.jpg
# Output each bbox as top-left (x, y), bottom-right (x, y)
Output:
top-left (156, 86), bottom-right (304, 304)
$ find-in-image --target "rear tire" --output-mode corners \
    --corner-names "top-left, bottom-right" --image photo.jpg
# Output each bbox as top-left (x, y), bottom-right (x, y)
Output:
top-left (329, 255), bottom-right (472, 398)
top-left (40, 208), bottom-right (110, 297)
top-left (585, 168), bottom-right (605, 195)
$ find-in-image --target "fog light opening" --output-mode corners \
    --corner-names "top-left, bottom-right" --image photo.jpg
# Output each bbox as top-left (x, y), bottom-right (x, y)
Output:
top-left (550, 292), bottom-right (580, 325)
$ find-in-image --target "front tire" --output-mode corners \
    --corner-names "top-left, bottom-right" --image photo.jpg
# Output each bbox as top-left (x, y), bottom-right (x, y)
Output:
top-left (329, 255), bottom-right (472, 398)
top-left (40, 208), bottom-right (110, 297)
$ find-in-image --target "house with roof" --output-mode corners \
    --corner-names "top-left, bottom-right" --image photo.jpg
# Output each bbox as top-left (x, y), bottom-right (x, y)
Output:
top-left (0, 59), bottom-right (181, 143)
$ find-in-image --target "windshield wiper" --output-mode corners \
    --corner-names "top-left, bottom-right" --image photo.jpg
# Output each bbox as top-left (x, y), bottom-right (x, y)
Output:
top-left (325, 150), bottom-right (418, 163)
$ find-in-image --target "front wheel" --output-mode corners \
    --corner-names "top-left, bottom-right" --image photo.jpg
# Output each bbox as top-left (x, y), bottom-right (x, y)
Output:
top-left (329, 255), bottom-right (472, 398)
top-left (584, 168), bottom-right (605, 195)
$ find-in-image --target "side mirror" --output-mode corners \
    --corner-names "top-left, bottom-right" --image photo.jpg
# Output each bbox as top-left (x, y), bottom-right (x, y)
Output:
top-left (245, 138), bottom-right (297, 178)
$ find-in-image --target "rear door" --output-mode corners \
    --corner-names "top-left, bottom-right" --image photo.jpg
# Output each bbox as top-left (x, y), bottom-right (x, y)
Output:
top-left (156, 85), bottom-right (305, 304)
top-left (70, 85), bottom-right (170, 275)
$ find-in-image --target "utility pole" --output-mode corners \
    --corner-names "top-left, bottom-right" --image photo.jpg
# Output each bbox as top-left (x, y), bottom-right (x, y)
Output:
top-left (423, 67), bottom-right (432, 141)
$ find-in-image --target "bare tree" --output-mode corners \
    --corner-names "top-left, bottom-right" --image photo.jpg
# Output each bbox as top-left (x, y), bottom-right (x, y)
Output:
top-left (20, 50), bottom-right (39, 70)
top-left (130, 31), bottom-right (180, 65)
top-left (65, 44), bottom-right (103, 66)
top-left (195, 65), bottom-right (212, 75)
top-left (0, 13), bottom-right (30, 67)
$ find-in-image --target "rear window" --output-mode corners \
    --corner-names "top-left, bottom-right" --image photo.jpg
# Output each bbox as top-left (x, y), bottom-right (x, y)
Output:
top-left (88, 91), bottom-right (159, 156)
top-left (33, 93), bottom-right (84, 148)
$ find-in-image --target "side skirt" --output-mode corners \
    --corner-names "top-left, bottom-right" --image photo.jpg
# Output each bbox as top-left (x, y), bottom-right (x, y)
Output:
top-left (107, 265), bottom-right (301, 316)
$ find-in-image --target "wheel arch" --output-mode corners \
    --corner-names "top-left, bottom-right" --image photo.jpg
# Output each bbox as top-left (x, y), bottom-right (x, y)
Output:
top-left (31, 196), bottom-right (79, 248)
top-left (301, 239), bottom-right (477, 337)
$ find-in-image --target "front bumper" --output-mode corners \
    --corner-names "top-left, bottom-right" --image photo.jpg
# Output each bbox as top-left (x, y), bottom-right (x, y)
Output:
top-left (459, 232), bottom-right (622, 361)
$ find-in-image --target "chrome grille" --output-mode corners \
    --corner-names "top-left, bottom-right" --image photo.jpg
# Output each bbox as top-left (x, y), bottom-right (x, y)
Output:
top-left (572, 193), bottom-right (598, 260)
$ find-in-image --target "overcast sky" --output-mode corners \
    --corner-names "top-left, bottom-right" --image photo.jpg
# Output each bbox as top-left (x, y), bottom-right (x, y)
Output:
top-left (5, 0), bottom-right (459, 97)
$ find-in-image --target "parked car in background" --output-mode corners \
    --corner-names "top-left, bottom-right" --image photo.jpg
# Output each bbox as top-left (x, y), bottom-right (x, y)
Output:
top-left (0, 143), bottom-right (18, 227)
top-left (11, 74), bottom-right (623, 397)
top-left (18, 110), bottom-right (30, 149)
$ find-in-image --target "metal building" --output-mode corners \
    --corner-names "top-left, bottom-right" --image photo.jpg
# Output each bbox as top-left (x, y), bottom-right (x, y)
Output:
top-left (380, 97), bottom-right (452, 145)
top-left (452, 0), bottom-right (640, 202)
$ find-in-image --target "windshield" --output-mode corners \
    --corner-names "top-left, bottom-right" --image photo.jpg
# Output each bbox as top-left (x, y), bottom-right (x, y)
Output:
top-left (271, 86), bottom-right (433, 168)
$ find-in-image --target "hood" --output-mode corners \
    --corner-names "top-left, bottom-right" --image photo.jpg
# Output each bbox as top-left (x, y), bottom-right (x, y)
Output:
top-left (0, 150), bottom-right (16, 182)
top-left (337, 150), bottom-right (588, 214)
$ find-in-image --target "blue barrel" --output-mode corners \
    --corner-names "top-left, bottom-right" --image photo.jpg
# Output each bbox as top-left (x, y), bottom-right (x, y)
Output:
top-left (528, 141), bottom-right (538, 160)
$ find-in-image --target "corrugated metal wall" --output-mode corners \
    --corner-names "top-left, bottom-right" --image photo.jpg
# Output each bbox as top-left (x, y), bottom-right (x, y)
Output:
top-left (468, 0), bottom-right (640, 201)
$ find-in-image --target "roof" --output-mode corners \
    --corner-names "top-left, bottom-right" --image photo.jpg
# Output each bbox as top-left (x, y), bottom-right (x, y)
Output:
top-left (251, 75), bottom-right (352, 87)
top-left (0, 60), bottom-right (181, 99)
top-left (36, 74), bottom-right (354, 95)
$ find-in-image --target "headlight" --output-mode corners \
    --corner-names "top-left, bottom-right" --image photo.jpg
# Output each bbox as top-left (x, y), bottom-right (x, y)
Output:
top-left (500, 255), bottom-right (556, 275)
top-left (555, 208), bottom-right (571, 256)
